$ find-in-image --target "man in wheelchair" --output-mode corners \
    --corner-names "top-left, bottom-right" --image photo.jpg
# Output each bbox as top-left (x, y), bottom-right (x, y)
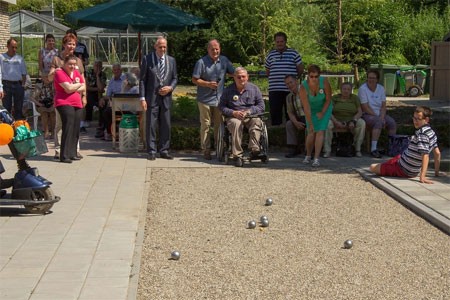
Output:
top-left (219, 67), bottom-right (266, 167)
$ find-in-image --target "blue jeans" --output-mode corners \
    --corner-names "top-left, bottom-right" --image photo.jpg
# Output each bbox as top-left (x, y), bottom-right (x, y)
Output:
top-left (2, 81), bottom-right (24, 120)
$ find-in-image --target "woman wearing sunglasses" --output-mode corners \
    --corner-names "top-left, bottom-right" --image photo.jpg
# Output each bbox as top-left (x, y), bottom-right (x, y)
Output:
top-left (299, 64), bottom-right (333, 167)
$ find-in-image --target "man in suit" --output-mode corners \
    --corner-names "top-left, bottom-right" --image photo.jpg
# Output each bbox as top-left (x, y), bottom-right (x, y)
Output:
top-left (140, 36), bottom-right (178, 160)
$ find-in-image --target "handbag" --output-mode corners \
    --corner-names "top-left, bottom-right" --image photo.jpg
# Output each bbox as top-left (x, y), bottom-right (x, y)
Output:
top-left (388, 135), bottom-right (409, 157)
top-left (335, 132), bottom-right (355, 157)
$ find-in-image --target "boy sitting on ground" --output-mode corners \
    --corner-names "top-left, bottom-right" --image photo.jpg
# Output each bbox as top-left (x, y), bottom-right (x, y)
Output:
top-left (369, 106), bottom-right (442, 184)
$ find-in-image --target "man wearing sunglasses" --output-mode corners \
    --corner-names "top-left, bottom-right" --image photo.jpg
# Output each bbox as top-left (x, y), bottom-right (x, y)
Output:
top-left (219, 67), bottom-right (265, 167)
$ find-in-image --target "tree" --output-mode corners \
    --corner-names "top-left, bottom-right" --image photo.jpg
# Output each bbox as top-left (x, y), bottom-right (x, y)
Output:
top-left (399, 6), bottom-right (450, 64)
top-left (11, 0), bottom-right (105, 26)
top-left (319, 0), bottom-right (405, 68)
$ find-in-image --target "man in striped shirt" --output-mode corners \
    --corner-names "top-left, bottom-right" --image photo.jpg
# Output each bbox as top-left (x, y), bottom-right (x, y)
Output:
top-left (265, 32), bottom-right (304, 126)
top-left (369, 106), bottom-right (442, 184)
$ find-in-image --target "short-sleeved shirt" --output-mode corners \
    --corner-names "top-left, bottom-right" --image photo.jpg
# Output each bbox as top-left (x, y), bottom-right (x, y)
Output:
top-left (331, 94), bottom-right (361, 121)
top-left (192, 55), bottom-right (234, 106)
top-left (74, 42), bottom-right (89, 63)
top-left (219, 82), bottom-right (265, 117)
top-left (105, 75), bottom-right (125, 97)
top-left (286, 88), bottom-right (304, 118)
top-left (398, 124), bottom-right (438, 177)
top-left (54, 69), bottom-right (84, 108)
top-left (265, 48), bottom-right (302, 92)
top-left (0, 53), bottom-right (27, 81)
top-left (357, 83), bottom-right (386, 116)
top-left (86, 69), bottom-right (107, 100)
top-left (40, 48), bottom-right (59, 75)
top-left (51, 54), bottom-right (85, 75)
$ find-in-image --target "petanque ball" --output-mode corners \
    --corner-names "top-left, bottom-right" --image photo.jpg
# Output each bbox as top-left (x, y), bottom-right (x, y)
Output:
top-left (265, 198), bottom-right (273, 206)
top-left (247, 220), bottom-right (256, 229)
top-left (260, 219), bottom-right (269, 227)
top-left (260, 215), bottom-right (268, 222)
top-left (171, 251), bottom-right (181, 260)
top-left (344, 240), bottom-right (353, 249)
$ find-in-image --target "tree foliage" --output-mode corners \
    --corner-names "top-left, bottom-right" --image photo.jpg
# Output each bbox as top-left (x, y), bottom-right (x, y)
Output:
top-left (9, 0), bottom-right (450, 77)
top-left (399, 6), bottom-right (450, 64)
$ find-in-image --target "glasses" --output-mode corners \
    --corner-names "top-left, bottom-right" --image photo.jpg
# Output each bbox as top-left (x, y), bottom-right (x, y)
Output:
top-left (309, 75), bottom-right (319, 79)
top-left (412, 116), bottom-right (425, 121)
top-left (236, 75), bottom-right (247, 79)
top-left (367, 77), bottom-right (377, 80)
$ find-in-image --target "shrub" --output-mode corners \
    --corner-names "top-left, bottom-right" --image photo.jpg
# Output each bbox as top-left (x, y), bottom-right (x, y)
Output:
top-left (172, 96), bottom-right (199, 122)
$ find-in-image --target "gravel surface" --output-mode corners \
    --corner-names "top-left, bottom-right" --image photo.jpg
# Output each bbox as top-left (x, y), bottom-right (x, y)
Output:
top-left (137, 167), bottom-right (449, 300)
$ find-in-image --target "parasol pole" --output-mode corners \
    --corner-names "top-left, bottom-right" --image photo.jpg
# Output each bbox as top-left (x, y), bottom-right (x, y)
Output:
top-left (138, 32), bottom-right (142, 66)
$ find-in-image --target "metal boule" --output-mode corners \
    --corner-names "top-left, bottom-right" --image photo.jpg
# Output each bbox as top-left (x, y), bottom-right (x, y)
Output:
top-left (344, 240), bottom-right (353, 249)
top-left (247, 220), bottom-right (256, 229)
top-left (260, 219), bottom-right (269, 227)
top-left (265, 198), bottom-right (273, 206)
top-left (171, 251), bottom-right (181, 260)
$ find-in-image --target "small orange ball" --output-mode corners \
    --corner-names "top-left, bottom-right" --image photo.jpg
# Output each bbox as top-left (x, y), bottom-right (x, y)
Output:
top-left (0, 123), bottom-right (14, 146)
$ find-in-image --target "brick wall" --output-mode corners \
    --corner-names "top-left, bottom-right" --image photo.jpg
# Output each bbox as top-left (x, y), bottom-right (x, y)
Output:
top-left (0, 1), bottom-right (9, 53)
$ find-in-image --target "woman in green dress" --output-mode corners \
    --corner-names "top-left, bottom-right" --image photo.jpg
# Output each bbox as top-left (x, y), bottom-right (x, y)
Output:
top-left (299, 64), bottom-right (333, 167)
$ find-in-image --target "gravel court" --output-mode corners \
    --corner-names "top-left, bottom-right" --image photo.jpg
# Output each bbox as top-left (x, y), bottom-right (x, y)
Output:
top-left (137, 167), bottom-right (450, 300)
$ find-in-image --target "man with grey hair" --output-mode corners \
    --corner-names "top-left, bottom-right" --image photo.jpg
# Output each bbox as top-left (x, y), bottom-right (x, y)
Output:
top-left (140, 36), bottom-right (178, 160)
top-left (0, 38), bottom-right (27, 120)
top-left (97, 63), bottom-right (123, 140)
top-left (219, 67), bottom-right (265, 167)
top-left (192, 39), bottom-right (234, 160)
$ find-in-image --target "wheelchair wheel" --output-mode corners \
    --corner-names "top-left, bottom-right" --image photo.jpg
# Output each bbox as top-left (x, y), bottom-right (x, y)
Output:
top-left (260, 123), bottom-right (269, 162)
top-left (216, 122), bottom-right (226, 161)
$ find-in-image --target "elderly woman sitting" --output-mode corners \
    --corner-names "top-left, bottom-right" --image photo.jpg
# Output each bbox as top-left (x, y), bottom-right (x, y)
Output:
top-left (323, 82), bottom-right (365, 158)
top-left (121, 72), bottom-right (139, 94)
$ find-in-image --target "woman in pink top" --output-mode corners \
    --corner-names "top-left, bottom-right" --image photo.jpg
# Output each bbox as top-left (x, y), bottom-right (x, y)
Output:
top-left (53, 55), bottom-right (85, 163)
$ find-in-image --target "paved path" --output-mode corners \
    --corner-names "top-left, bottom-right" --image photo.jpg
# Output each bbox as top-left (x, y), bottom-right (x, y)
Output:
top-left (0, 134), bottom-right (448, 299)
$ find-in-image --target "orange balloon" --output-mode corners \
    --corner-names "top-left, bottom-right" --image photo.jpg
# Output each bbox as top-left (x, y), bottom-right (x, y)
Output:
top-left (0, 123), bottom-right (14, 146)
top-left (13, 120), bottom-right (31, 130)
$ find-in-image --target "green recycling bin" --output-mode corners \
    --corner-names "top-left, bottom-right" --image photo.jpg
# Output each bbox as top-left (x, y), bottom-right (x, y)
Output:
top-left (383, 73), bottom-right (397, 96)
top-left (119, 114), bottom-right (139, 153)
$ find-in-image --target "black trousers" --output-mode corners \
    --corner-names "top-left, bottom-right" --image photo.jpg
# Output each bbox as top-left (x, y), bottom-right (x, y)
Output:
top-left (57, 105), bottom-right (82, 160)
top-left (145, 98), bottom-right (171, 154)
top-left (268, 91), bottom-right (289, 126)
top-left (2, 81), bottom-right (24, 120)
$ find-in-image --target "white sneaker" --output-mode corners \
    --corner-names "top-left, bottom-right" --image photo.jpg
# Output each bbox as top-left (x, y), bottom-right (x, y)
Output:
top-left (312, 159), bottom-right (320, 167)
top-left (323, 151), bottom-right (331, 158)
top-left (302, 156), bottom-right (311, 164)
top-left (356, 151), bottom-right (362, 157)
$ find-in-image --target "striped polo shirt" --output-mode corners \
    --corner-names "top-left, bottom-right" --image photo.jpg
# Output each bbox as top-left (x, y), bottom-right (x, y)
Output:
top-left (399, 124), bottom-right (438, 177)
top-left (265, 48), bottom-right (302, 92)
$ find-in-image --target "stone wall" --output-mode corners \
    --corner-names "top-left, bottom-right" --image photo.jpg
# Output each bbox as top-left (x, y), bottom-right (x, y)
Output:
top-left (0, 1), bottom-right (9, 53)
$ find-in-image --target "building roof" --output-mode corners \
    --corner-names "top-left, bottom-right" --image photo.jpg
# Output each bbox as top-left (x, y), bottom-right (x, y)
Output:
top-left (10, 10), bottom-right (69, 37)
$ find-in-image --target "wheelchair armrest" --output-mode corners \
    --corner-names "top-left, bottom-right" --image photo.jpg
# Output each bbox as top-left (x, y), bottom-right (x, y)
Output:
top-left (246, 112), bottom-right (269, 120)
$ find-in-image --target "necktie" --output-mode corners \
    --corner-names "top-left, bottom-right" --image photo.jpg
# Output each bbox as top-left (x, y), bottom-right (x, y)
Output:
top-left (159, 56), bottom-right (165, 77)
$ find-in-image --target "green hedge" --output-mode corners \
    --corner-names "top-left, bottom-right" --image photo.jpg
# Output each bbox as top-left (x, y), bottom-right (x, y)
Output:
top-left (169, 124), bottom-right (450, 151)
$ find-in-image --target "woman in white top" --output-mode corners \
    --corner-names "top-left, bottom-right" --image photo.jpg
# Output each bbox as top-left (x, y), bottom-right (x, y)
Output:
top-left (358, 69), bottom-right (396, 158)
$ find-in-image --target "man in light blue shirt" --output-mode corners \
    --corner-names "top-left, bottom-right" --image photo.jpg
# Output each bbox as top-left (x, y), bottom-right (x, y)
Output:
top-left (97, 63), bottom-right (124, 139)
top-left (0, 66), bottom-right (3, 99)
top-left (192, 39), bottom-right (234, 160)
top-left (0, 38), bottom-right (27, 119)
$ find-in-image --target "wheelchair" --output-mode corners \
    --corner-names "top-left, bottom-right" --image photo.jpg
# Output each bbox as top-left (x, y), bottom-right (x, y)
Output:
top-left (216, 113), bottom-right (269, 165)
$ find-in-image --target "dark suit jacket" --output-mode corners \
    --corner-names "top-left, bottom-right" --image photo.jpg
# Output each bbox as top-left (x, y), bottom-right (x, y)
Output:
top-left (139, 52), bottom-right (177, 109)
